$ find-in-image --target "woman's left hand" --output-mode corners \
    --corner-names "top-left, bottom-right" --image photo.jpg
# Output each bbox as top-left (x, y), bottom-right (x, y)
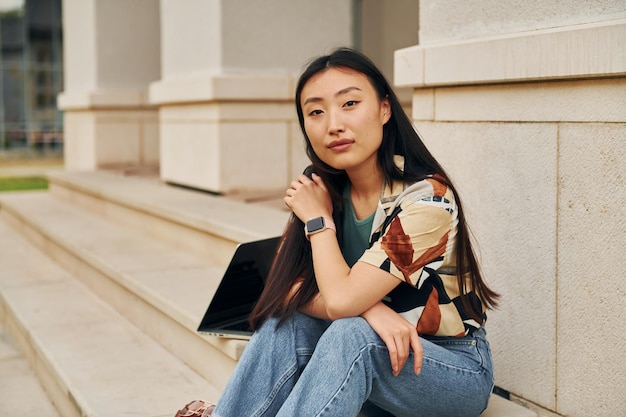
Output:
top-left (362, 302), bottom-right (423, 377)
top-left (284, 173), bottom-right (333, 222)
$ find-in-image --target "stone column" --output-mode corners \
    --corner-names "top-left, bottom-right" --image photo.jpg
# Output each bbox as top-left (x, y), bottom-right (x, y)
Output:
top-left (149, 0), bottom-right (353, 194)
top-left (58, 0), bottom-right (161, 170)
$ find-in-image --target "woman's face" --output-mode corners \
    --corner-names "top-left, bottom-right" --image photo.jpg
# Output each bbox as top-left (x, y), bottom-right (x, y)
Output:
top-left (300, 67), bottom-right (390, 176)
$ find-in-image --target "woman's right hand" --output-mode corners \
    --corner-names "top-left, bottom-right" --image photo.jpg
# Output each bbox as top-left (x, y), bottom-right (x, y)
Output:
top-left (284, 173), bottom-right (333, 224)
top-left (361, 302), bottom-right (423, 377)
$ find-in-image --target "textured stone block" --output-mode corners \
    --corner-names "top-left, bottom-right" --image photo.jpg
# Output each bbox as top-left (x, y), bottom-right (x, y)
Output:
top-left (556, 122), bottom-right (626, 416)
top-left (416, 121), bottom-right (559, 409)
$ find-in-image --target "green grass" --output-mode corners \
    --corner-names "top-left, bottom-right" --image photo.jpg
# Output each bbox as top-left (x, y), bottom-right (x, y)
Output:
top-left (0, 176), bottom-right (48, 192)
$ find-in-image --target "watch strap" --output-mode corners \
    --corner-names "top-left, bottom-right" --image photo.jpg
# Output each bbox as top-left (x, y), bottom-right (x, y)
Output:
top-left (304, 216), bottom-right (336, 240)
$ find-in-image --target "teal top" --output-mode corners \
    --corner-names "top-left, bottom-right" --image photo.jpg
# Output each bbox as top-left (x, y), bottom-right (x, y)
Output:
top-left (341, 183), bottom-right (375, 267)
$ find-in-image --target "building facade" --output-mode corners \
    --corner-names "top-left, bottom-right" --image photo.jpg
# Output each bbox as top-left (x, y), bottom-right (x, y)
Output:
top-left (0, 0), bottom-right (63, 155)
top-left (57, 1), bottom-right (626, 416)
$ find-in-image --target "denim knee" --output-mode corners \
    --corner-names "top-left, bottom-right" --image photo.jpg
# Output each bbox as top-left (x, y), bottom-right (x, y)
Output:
top-left (317, 317), bottom-right (379, 352)
top-left (326, 316), bottom-right (369, 334)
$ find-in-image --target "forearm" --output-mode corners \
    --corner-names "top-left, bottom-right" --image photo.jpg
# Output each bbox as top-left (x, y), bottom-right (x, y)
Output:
top-left (361, 300), bottom-right (393, 321)
top-left (309, 229), bottom-right (351, 293)
top-left (308, 230), bottom-right (355, 315)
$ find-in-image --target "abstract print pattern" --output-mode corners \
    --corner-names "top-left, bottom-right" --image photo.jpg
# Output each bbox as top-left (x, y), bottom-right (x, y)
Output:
top-left (360, 173), bottom-right (484, 337)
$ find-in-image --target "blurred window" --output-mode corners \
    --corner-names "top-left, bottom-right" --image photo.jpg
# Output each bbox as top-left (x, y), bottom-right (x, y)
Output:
top-left (0, 0), bottom-right (63, 155)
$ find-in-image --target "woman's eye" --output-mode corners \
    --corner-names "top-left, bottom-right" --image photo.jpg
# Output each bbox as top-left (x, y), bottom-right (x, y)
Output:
top-left (308, 109), bottom-right (323, 116)
top-left (344, 100), bottom-right (358, 108)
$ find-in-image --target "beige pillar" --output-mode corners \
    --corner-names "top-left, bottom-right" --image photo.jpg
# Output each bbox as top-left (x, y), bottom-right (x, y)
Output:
top-left (58, 0), bottom-right (160, 170)
top-left (359, 0), bottom-right (419, 108)
top-left (395, 4), bottom-right (626, 416)
top-left (149, 0), bottom-right (353, 194)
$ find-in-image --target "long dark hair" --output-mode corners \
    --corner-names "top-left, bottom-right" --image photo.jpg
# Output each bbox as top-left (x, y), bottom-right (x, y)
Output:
top-left (250, 47), bottom-right (499, 329)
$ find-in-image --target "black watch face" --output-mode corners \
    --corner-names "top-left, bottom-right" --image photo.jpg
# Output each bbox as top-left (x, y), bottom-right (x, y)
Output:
top-left (307, 217), bottom-right (325, 233)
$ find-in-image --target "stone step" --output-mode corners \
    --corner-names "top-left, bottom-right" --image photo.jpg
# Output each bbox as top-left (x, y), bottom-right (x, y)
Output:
top-left (0, 191), bottom-right (249, 390)
top-left (0, 321), bottom-right (60, 417)
top-left (0, 186), bottom-right (536, 417)
top-left (481, 395), bottom-right (536, 417)
top-left (47, 170), bottom-right (289, 266)
top-left (0, 219), bottom-right (219, 417)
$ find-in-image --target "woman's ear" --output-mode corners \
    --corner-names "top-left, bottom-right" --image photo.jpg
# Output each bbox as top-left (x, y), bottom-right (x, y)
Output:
top-left (381, 97), bottom-right (392, 125)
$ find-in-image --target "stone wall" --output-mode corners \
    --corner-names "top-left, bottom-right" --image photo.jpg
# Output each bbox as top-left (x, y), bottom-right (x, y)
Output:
top-left (395, 4), bottom-right (626, 416)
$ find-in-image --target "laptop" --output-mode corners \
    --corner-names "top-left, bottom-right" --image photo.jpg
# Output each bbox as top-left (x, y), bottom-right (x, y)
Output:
top-left (197, 236), bottom-right (281, 340)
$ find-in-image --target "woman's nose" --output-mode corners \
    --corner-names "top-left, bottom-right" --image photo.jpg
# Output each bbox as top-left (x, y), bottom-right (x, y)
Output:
top-left (327, 111), bottom-right (345, 134)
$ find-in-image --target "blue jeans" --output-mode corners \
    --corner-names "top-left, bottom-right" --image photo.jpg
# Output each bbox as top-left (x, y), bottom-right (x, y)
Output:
top-left (213, 313), bottom-right (494, 417)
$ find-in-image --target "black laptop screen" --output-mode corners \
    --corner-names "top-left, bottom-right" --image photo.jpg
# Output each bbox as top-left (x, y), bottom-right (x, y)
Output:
top-left (198, 236), bottom-right (280, 332)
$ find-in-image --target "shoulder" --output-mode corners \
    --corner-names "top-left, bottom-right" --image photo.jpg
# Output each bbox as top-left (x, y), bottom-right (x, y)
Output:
top-left (378, 177), bottom-right (455, 235)
top-left (393, 176), bottom-right (456, 211)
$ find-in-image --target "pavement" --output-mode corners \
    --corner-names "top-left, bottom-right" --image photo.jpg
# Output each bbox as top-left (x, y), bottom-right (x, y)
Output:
top-left (0, 157), bottom-right (64, 178)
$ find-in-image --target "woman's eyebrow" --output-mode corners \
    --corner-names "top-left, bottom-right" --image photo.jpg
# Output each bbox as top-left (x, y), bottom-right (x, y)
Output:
top-left (335, 86), bottom-right (362, 97)
top-left (303, 86), bottom-right (362, 105)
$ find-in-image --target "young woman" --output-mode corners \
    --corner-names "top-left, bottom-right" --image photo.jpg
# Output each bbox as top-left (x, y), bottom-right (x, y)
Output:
top-left (176, 48), bottom-right (499, 417)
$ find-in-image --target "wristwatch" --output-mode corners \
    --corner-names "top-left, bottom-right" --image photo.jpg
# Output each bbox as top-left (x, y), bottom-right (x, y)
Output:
top-left (304, 216), bottom-right (336, 240)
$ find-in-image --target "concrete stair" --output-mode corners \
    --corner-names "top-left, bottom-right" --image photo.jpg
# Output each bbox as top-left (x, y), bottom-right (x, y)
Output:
top-left (0, 320), bottom-right (60, 416)
top-left (0, 170), bottom-right (536, 417)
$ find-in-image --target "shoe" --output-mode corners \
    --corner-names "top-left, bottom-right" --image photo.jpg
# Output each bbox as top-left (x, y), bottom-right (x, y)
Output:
top-left (175, 400), bottom-right (216, 417)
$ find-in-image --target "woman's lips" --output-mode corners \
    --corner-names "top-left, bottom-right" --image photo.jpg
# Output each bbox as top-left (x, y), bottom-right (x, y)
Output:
top-left (328, 139), bottom-right (354, 151)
